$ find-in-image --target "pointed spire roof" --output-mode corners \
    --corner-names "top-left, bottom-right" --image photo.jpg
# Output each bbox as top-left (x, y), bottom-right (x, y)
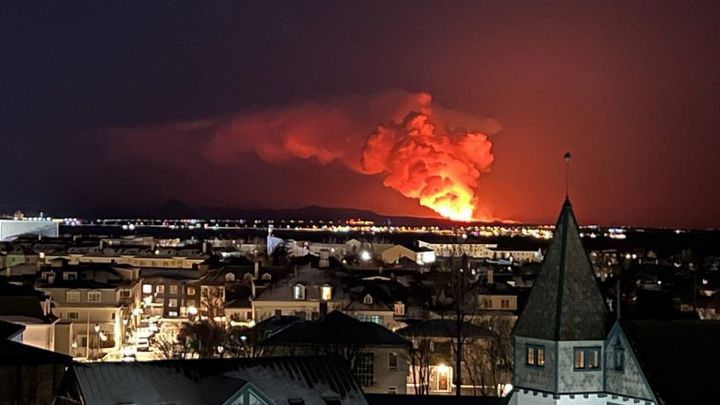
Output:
top-left (513, 198), bottom-right (608, 341)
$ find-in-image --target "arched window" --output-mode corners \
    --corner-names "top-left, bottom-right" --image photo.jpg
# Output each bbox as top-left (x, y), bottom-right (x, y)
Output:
top-left (225, 273), bottom-right (235, 282)
top-left (293, 284), bottom-right (306, 300)
top-left (243, 273), bottom-right (254, 281)
top-left (363, 294), bottom-right (373, 305)
top-left (262, 273), bottom-right (272, 281)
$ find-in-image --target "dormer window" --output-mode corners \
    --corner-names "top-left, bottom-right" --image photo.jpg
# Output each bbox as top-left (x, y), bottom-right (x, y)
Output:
top-left (393, 302), bottom-right (405, 316)
top-left (293, 284), bottom-right (306, 300)
top-left (262, 273), bottom-right (272, 281)
top-left (320, 284), bottom-right (333, 301)
top-left (363, 294), bottom-right (374, 305)
top-left (526, 344), bottom-right (545, 368)
top-left (613, 338), bottom-right (625, 371)
top-left (574, 346), bottom-right (601, 370)
top-left (225, 273), bottom-right (235, 282)
top-left (243, 273), bottom-right (254, 281)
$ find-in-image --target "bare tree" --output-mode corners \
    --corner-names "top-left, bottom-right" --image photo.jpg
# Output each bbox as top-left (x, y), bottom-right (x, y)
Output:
top-left (407, 332), bottom-right (433, 395)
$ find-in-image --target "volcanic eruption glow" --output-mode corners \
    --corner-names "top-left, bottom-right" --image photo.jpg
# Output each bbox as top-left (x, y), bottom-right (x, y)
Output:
top-left (361, 111), bottom-right (494, 222)
top-left (108, 90), bottom-right (497, 222)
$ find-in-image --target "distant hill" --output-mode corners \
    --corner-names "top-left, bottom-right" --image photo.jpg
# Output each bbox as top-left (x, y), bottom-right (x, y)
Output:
top-left (138, 199), bottom-right (497, 226)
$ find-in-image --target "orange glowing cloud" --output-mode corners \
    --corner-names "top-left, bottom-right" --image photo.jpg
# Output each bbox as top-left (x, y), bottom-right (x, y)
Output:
top-left (106, 90), bottom-right (500, 221)
top-left (361, 110), bottom-right (494, 221)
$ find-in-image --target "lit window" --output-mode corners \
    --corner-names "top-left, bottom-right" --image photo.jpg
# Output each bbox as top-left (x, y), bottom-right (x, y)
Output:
top-left (393, 302), bottom-right (405, 316)
top-left (168, 299), bottom-right (178, 308)
top-left (526, 344), bottom-right (545, 367)
top-left (187, 286), bottom-right (196, 295)
top-left (363, 294), bottom-right (373, 305)
top-left (320, 285), bottom-right (333, 301)
top-left (168, 311), bottom-right (178, 317)
top-left (574, 347), bottom-right (601, 370)
top-left (293, 284), bottom-right (306, 300)
top-left (156, 285), bottom-right (165, 294)
top-left (88, 292), bottom-right (102, 303)
top-left (169, 285), bottom-right (179, 294)
top-left (142, 284), bottom-right (152, 294)
top-left (66, 291), bottom-right (81, 302)
top-left (225, 273), bottom-right (235, 282)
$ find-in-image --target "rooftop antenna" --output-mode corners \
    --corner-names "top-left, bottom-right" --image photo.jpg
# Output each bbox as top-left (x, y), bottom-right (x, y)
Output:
top-left (563, 152), bottom-right (572, 199)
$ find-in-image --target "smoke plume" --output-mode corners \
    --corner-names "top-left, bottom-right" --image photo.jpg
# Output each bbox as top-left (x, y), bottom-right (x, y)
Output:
top-left (107, 90), bottom-right (499, 221)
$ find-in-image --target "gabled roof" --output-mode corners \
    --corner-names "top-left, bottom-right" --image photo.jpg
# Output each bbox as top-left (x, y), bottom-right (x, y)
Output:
top-left (621, 319), bottom-right (720, 405)
top-left (70, 356), bottom-right (367, 405)
top-left (397, 319), bottom-right (495, 339)
top-left (0, 320), bottom-right (25, 340)
top-left (262, 311), bottom-right (409, 347)
top-left (513, 199), bottom-right (608, 340)
top-left (0, 338), bottom-right (71, 365)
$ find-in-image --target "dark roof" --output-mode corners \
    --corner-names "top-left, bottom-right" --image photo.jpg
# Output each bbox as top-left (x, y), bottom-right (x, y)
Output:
top-left (0, 320), bottom-right (25, 340)
top-left (262, 311), bottom-right (409, 347)
top-left (621, 319), bottom-right (720, 405)
top-left (0, 339), bottom-right (71, 365)
top-left (366, 393), bottom-right (507, 405)
top-left (71, 356), bottom-right (366, 405)
top-left (513, 199), bottom-right (608, 340)
top-left (396, 319), bottom-right (495, 339)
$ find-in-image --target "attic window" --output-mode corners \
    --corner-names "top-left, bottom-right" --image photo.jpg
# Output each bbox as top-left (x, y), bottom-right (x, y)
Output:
top-left (526, 344), bottom-right (545, 368)
top-left (363, 294), bottom-right (374, 305)
top-left (393, 302), bottom-right (405, 316)
top-left (293, 284), bottom-right (306, 300)
top-left (262, 273), bottom-right (272, 280)
top-left (244, 273), bottom-right (254, 281)
top-left (574, 347), bottom-right (601, 370)
top-left (613, 338), bottom-right (625, 371)
top-left (225, 273), bottom-right (235, 282)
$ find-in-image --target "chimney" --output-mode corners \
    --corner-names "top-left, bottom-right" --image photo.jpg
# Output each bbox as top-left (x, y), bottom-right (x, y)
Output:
top-left (254, 261), bottom-right (260, 279)
top-left (251, 279), bottom-right (256, 299)
top-left (487, 269), bottom-right (494, 285)
top-left (202, 241), bottom-right (208, 254)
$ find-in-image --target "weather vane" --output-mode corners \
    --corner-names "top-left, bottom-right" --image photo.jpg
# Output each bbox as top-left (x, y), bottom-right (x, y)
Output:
top-left (564, 152), bottom-right (572, 198)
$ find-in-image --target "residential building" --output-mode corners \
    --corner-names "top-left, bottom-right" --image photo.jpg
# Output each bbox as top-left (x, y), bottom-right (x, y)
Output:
top-left (0, 319), bottom-right (71, 405)
top-left (0, 283), bottom-right (57, 351)
top-left (252, 265), bottom-right (346, 321)
top-left (56, 356), bottom-right (368, 405)
top-left (380, 244), bottom-right (436, 266)
top-left (261, 311), bottom-right (410, 394)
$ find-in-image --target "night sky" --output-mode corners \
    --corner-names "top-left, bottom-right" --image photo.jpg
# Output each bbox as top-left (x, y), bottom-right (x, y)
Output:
top-left (2, 1), bottom-right (720, 228)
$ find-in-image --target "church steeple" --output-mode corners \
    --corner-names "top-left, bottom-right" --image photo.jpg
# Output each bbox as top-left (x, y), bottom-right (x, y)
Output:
top-left (513, 198), bottom-right (608, 341)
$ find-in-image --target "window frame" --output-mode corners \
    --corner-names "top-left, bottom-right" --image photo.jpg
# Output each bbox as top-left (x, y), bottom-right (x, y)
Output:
top-left (525, 344), bottom-right (545, 368)
top-left (388, 352), bottom-right (398, 370)
top-left (87, 291), bottom-right (102, 303)
top-left (66, 291), bottom-right (81, 303)
top-left (574, 346), bottom-right (602, 371)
